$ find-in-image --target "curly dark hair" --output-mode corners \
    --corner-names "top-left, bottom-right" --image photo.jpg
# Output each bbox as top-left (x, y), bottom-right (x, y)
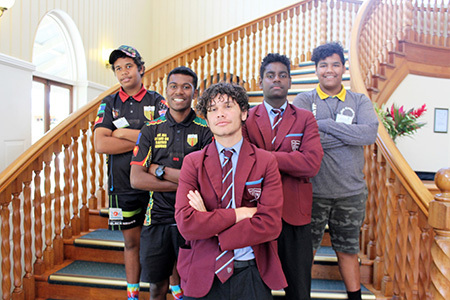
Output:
top-left (311, 42), bottom-right (345, 67)
top-left (196, 82), bottom-right (249, 119)
top-left (259, 53), bottom-right (291, 79)
top-left (167, 66), bottom-right (198, 90)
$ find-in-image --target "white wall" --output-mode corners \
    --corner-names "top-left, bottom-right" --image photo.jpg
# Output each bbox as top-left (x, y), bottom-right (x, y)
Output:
top-left (386, 74), bottom-right (450, 173)
top-left (0, 54), bottom-right (35, 171)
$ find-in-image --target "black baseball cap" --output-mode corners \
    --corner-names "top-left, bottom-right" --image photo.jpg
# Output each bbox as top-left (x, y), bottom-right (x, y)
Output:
top-left (109, 45), bottom-right (142, 65)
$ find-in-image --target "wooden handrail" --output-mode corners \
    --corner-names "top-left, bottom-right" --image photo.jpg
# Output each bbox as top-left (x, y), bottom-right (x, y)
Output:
top-left (350, 0), bottom-right (449, 298)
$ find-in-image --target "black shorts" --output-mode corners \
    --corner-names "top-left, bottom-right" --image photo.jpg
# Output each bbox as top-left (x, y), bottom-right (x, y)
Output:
top-left (108, 193), bottom-right (149, 230)
top-left (140, 224), bottom-right (185, 283)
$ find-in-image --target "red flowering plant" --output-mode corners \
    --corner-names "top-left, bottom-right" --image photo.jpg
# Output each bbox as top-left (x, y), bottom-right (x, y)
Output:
top-left (375, 103), bottom-right (427, 142)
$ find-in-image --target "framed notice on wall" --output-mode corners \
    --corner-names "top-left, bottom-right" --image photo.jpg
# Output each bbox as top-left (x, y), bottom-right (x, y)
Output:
top-left (434, 108), bottom-right (449, 133)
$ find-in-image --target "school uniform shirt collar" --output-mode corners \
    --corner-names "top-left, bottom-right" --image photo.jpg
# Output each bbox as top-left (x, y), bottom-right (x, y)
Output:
top-left (118, 85), bottom-right (147, 102)
top-left (215, 138), bottom-right (243, 159)
top-left (316, 84), bottom-right (347, 102)
top-left (166, 108), bottom-right (197, 127)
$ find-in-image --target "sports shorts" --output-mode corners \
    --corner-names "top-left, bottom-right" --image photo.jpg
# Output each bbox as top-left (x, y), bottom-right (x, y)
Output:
top-left (140, 224), bottom-right (185, 283)
top-left (108, 193), bottom-right (149, 230)
top-left (311, 190), bottom-right (368, 254)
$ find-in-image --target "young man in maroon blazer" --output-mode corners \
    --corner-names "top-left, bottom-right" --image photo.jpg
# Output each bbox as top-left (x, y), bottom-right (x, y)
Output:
top-left (242, 53), bottom-right (323, 300)
top-left (175, 82), bottom-right (287, 299)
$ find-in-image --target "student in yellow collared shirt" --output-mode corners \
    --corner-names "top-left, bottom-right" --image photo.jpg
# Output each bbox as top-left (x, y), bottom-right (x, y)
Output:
top-left (293, 42), bottom-right (379, 300)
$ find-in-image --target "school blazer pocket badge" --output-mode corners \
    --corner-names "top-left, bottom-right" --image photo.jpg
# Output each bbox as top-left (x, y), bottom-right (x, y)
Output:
top-left (245, 177), bottom-right (263, 203)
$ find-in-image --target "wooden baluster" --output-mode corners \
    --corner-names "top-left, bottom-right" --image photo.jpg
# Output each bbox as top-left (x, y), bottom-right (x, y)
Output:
top-left (330, 0), bottom-right (335, 42)
top-left (62, 142), bottom-right (72, 239)
top-left (251, 24), bottom-right (258, 90)
top-left (205, 44), bottom-right (212, 89)
top-left (294, 6), bottom-right (300, 64)
top-left (22, 171), bottom-right (35, 300)
top-left (398, 0), bottom-right (405, 46)
top-left (53, 145), bottom-right (63, 265)
top-left (150, 72), bottom-right (156, 92)
top-left (257, 21), bottom-right (264, 80)
top-left (374, 163), bottom-right (392, 290)
top-left (43, 150), bottom-right (54, 270)
top-left (239, 29), bottom-right (245, 87)
top-left (447, 0), bottom-right (450, 47)
top-left (404, 200), bottom-right (421, 300)
top-left (98, 152), bottom-right (106, 208)
top-left (212, 41), bottom-right (218, 85)
top-left (226, 35), bottom-right (232, 83)
top-left (288, 9), bottom-right (293, 62)
top-left (232, 32), bottom-right (239, 84)
top-left (1, 190), bottom-right (12, 299)
top-left (438, 0), bottom-right (445, 46)
top-left (89, 121), bottom-right (98, 209)
top-left (341, 1), bottom-right (346, 47)
top-left (403, 0), bottom-right (414, 41)
top-left (382, 177), bottom-right (400, 297)
top-left (380, 1), bottom-right (387, 63)
top-left (393, 0), bottom-right (401, 51)
top-left (308, 1), bottom-right (314, 59)
top-left (368, 145), bottom-right (382, 259)
top-left (270, 16), bottom-right (275, 53)
top-left (418, 0), bottom-right (425, 44)
top-left (432, 0), bottom-right (439, 45)
top-left (419, 220), bottom-right (433, 300)
top-left (301, 3), bottom-right (306, 62)
top-left (361, 144), bottom-right (375, 255)
top-left (72, 135), bottom-right (81, 236)
top-left (264, 18), bottom-right (270, 56)
top-left (347, 2), bottom-right (355, 49)
top-left (281, 11), bottom-right (287, 55)
top-left (245, 27), bottom-right (251, 90)
top-left (429, 168), bottom-right (450, 300)
top-left (393, 191), bottom-right (409, 299)
top-left (386, 0), bottom-right (394, 52)
top-left (320, 0), bottom-right (328, 45)
top-left (198, 47), bottom-right (206, 93)
top-left (33, 166), bottom-right (45, 276)
top-left (80, 127), bottom-right (89, 232)
top-left (12, 180), bottom-right (24, 298)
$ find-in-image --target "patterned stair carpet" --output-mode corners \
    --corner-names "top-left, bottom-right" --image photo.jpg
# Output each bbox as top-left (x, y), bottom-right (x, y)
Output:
top-left (48, 260), bottom-right (375, 299)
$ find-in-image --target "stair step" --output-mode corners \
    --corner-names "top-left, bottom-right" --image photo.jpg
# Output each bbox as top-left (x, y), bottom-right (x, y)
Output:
top-left (46, 260), bottom-right (374, 299)
top-left (74, 228), bottom-right (124, 250)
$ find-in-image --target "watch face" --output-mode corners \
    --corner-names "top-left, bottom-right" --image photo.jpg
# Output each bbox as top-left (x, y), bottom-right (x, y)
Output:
top-left (156, 165), bottom-right (165, 178)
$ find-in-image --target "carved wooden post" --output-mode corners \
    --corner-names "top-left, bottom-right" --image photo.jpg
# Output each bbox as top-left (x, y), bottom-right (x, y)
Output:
top-left (429, 167), bottom-right (450, 299)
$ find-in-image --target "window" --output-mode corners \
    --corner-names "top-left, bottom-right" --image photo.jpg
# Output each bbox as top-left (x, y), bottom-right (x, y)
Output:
top-left (31, 11), bottom-right (79, 143)
top-left (32, 77), bottom-right (73, 142)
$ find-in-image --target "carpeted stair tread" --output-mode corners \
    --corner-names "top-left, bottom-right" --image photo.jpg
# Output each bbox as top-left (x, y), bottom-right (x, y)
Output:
top-left (73, 229), bottom-right (124, 250)
top-left (311, 279), bottom-right (375, 299)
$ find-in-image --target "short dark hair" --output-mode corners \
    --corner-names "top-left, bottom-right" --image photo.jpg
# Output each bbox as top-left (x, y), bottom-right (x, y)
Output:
top-left (196, 82), bottom-right (249, 119)
top-left (311, 42), bottom-right (345, 67)
top-left (167, 66), bottom-right (198, 90)
top-left (259, 53), bottom-right (291, 79)
top-left (109, 45), bottom-right (145, 75)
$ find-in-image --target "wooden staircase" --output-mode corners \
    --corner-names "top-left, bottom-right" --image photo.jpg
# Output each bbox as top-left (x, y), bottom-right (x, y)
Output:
top-left (33, 60), bottom-right (376, 300)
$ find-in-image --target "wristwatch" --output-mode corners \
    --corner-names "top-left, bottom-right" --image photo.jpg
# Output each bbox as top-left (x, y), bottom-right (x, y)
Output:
top-left (155, 165), bottom-right (165, 180)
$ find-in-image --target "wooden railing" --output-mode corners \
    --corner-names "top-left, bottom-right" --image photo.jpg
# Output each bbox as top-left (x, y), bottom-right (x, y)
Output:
top-left (0, 1), bottom-right (363, 298)
top-left (141, 0), bottom-right (362, 96)
top-left (350, 0), bottom-right (450, 299)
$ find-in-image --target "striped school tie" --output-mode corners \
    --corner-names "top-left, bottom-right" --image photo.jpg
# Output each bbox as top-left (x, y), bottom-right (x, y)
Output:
top-left (271, 108), bottom-right (284, 147)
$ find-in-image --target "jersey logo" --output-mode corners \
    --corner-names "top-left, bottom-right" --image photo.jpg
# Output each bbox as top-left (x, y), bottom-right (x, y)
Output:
top-left (144, 105), bottom-right (155, 121)
top-left (112, 108), bottom-right (120, 119)
top-left (187, 134), bottom-right (198, 147)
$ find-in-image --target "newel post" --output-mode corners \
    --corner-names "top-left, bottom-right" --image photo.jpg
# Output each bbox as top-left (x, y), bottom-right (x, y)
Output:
top-left (429, 168), bottom-right (450, 299)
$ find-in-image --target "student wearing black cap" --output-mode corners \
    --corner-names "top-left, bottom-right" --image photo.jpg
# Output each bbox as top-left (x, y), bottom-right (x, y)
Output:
top-left (94, 45), bottom-right (168, 300)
